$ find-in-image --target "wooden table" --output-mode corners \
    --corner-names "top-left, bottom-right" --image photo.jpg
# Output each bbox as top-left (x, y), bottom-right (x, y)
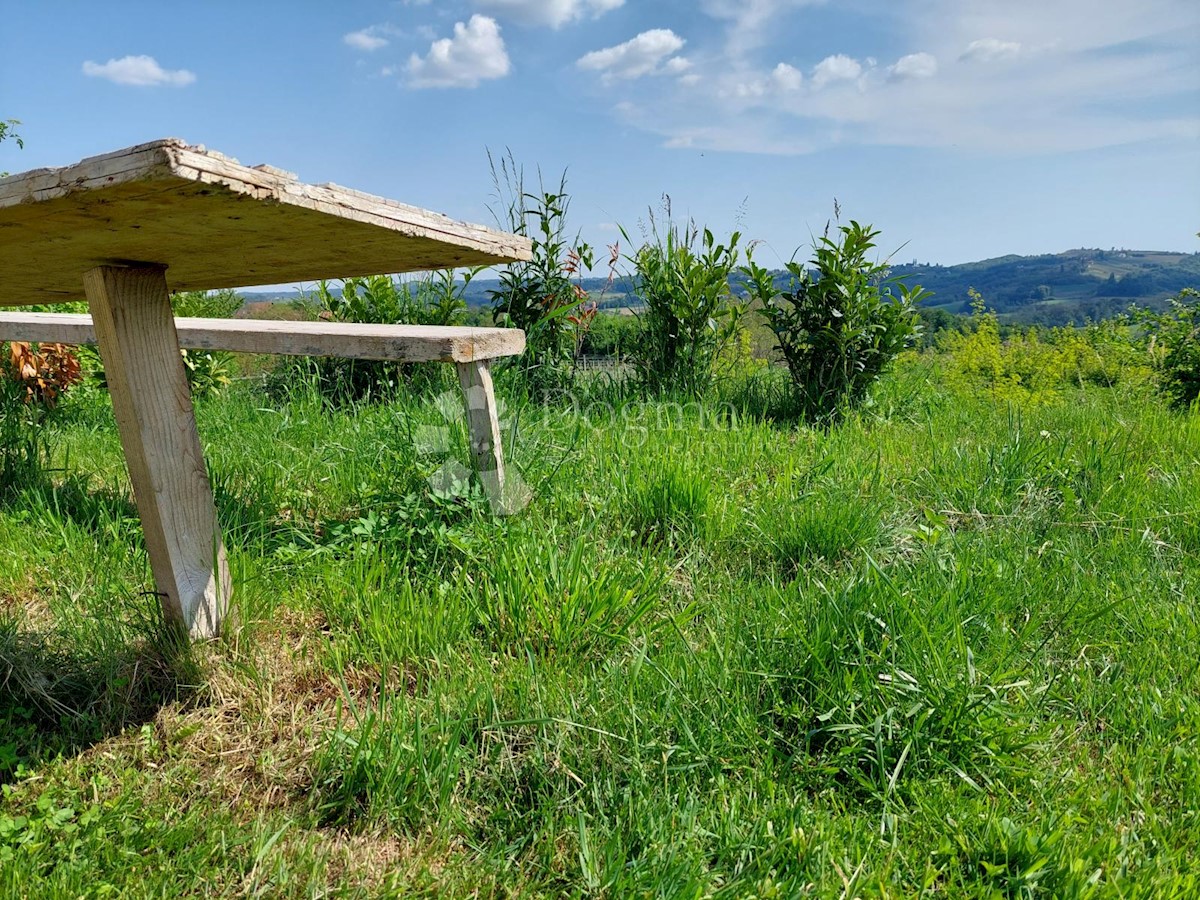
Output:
top-left (0, 139), bottom-right (532, 639)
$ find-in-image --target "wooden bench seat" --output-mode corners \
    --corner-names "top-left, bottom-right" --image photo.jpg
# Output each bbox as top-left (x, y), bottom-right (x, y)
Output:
top-left (0, 311), bottom-right (524, 363)
top-left (0, 309), bottom-right (524, 605)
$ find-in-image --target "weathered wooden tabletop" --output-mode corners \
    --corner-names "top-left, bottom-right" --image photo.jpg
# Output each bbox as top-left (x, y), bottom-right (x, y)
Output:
top-left (0, 138), bottom-right (531, 305)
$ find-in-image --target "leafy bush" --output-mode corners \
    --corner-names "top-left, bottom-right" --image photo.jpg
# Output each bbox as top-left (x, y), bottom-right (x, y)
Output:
top-left (270, 271), bottom-right (476, 402)
top-left (0, 332), bottom-right (83, 495)
top-left (577, 310), bottom-right (640, 359)
top-left (741, 216), bottom-right (924, 422)
top-left (1135, 288), bottom-right (1200, 409)
top-left (944, 289), bottom-right (1152, 405)
top-left (487, 151), bottom-right (594, 396)
top-left (4, 341), bottom-right (82, 407)
top-left (623, 206), bottom-right (744, 396)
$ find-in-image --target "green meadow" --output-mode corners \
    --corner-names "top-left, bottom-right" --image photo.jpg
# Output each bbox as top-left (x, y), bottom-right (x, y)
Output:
top-left (2, 351), bottom-right (1198, 898)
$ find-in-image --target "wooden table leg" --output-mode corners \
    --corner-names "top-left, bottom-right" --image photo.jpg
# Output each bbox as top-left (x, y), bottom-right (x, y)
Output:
top-left (83, 265), bottom-right (230, 639)
top-left (456, 359), bottom-right (506, 505)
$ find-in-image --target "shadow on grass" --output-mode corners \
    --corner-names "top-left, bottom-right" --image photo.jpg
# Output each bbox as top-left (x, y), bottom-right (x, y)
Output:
top-left (3, 465), bottom-right (329, 558)
top-left (0, 610), bottom-right (204, 786)
top-left (1, 469), bottom-right (140, 536)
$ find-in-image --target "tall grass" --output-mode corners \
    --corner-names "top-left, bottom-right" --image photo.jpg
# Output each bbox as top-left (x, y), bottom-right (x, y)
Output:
top-left (1, 355), bottom-right (1198, 895)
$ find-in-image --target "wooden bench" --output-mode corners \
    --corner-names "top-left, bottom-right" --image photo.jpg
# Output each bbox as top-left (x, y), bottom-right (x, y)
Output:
top-left (0, 311), bottom-right (524, 488)
top-left (0, 139), bottom-right (533, 640)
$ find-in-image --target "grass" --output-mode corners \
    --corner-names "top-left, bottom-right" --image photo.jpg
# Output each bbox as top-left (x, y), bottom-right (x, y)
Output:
top-left (1, 357), bottom-right (1198, 896)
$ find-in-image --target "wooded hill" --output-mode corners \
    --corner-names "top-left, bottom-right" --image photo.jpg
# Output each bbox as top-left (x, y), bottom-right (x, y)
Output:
top-left (241, 247), bottom-right (1199, 326)
top-left (890, 248), bottom-right (1200, 324)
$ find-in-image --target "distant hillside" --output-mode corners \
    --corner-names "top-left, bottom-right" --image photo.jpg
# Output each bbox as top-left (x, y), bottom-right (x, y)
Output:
top-left (239, 248), bottom-right (1200, 326)
top-left (891, 248), bottom-right (1200, 325)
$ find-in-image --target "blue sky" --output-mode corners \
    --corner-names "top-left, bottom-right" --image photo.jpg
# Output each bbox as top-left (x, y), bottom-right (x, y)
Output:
top-left (2, 0), bottom-right (1197, 277)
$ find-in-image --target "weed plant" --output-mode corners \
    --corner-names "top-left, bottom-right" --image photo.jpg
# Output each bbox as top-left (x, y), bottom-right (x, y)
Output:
top-left (1134, 287), bottom-right (1200, 408)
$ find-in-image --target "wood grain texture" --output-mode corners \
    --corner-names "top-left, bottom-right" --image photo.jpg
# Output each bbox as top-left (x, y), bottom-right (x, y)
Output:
top-left (0, 312), bottom-right (526, 363)
top-left (456, 359), bottom-right (506, 505)
top-left (83, 265), bottom-right (230, 639)
top-left (0, 139), bottom-right (533, 305)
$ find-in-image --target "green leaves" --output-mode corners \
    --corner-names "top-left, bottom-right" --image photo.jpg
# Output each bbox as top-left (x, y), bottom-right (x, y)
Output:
top-left (742, 215), bottom-right (925, 422)
top-left (487, 151), bottom-right (593, 396)
top-left (1133, 287), bottom-right (1200, 409)
top-left (625, 208), bottom-right (744, 396)
top-left (0, 119), bottom-right (23, 178)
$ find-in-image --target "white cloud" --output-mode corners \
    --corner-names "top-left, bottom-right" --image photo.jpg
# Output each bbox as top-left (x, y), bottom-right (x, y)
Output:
top-left (811, 54), bottom-right (861, 88)
top-left (81, 55), bottom-right (195, 87)
top-left (583, 0), bottom-right (1200, 157)
top-left (728, 62), bottom-right (803, 100)
top-left (577, 29), bottom-right (687, 82)
top-left (344, 28), bottom-right (390, 51)
top-left (477, 0), bottom-right (623, 28)
top-left (407, 15), bottom-right (510, 88)
top-left (772, 62), bottom-right (803, 91)
top-left (960, 38), bottom-right (1021, 63)
top-left (889, 52), bottom-right (938, 80)
top-left (701, 0), bottom-right (828, 59)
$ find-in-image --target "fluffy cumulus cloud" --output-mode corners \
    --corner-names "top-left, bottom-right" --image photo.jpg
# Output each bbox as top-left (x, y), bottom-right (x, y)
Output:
top-left (407, 15), bottom-right (510, 88)
top-left (343, 28), bottom-right (390, 51)
top-left (477, 0), bottom-right (623, 28)
top-left (577, 29), bottom-right (688, 82)
top-left (811, 53), bottom-right (861, 88)
top-left (889, 51), bottom-right (938, 80)
top-left (729, 62), bottom-right (803, 100)
top-left (772, 62), bottom-right (804, 90)
top-left (960, 38), bottom-right (1022, 63)
top-left (81, 55), bottom-right (195, 87)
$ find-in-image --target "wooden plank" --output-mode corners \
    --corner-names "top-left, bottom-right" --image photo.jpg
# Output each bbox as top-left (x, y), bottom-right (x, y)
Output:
top-left (0, 312), bottom-right (526, 363)
top-left (0, 139), bottom-right (532, 305)
top-left (83, 265), bottom-right (230, 639)
top-left (456, 359), bottom-right (506, 509)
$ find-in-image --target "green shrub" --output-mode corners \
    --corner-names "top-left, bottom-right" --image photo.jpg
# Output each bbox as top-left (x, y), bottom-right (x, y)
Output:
top-left (623, 207), bottom-right (744, 396)
top-left (742, 216), bottom-right (924, 422)
top-left (944, 290), bottom-right (1152, 405)
top-left (169, 289), bottom-right (239, 398)
top-left (270, 271), bottom-right (475, 402)
top-left (1136, 288), bottom-right (1200, 409)
top-left (577, 311), bottom-right (640, 358)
